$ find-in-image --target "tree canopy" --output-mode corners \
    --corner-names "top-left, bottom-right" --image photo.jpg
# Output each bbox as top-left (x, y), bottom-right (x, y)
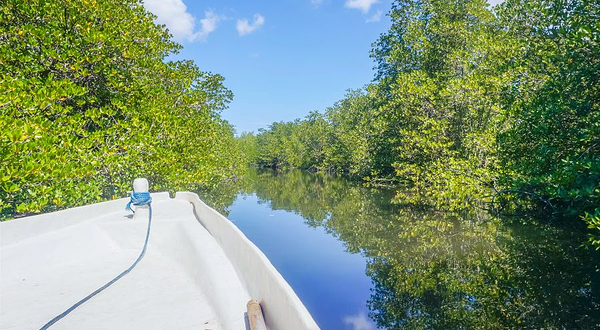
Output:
top-left (1, 0), bottom-right (243, 220)
top-left (245, 0), bottom-right (600, 245)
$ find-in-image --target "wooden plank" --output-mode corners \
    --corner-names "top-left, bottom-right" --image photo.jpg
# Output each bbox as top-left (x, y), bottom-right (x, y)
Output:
top-left (247, 299), bottom-right (268, 330)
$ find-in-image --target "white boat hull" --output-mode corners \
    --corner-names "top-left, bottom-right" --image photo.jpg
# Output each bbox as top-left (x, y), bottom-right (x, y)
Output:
top-left (1, 192), bottom-right (320, 330)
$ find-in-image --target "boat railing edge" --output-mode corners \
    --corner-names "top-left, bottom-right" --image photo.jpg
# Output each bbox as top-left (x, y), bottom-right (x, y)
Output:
top-left (174, 191), bottom-right (321, 330)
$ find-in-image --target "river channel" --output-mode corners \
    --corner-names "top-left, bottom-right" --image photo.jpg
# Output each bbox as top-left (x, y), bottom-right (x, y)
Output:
top-left (200, 169), bottom-right (600, 330)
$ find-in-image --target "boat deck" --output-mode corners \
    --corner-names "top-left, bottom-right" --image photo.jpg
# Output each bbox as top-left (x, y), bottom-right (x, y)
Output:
top-left (1, 195), bottom-right (250, 330)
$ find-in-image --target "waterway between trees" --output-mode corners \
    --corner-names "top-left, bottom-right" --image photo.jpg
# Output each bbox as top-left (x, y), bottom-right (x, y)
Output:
top-left (200, 169), bottom-right (600, 330)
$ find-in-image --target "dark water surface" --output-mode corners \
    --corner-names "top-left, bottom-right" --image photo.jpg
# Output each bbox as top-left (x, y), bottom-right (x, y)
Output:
top-left (201, 169), bottom-right (600, 330)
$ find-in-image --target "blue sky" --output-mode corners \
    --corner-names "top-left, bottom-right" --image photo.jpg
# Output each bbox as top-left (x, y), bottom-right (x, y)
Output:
top-left (143, 0), bottom-right (504, 134)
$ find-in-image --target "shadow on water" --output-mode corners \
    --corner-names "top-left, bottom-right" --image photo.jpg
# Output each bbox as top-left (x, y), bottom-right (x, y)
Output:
top-left (199, 168), bottom-right (600, 330)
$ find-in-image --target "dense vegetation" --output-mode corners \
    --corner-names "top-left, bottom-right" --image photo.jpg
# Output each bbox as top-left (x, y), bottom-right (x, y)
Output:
top-left (247, 0), bottom-right (600, 245)
top-left (0, 0), bottom-right (244, 220)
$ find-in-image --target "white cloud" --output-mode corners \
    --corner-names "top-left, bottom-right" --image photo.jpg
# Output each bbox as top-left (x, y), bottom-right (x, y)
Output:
top-left (366, 9), bottom-right (383, 22)
top-left (311, 0), bottom-right (324, 6)
top-left (236, 14), bottom-right (265, 36)
top-left (196, 10), bottom-right (221, 41)
top-left (344, 0), bottom-right (379, 13)
top-left (343, 312), bottom-right (377, 330)
top-left (143, 0), bottom-right (220, 42)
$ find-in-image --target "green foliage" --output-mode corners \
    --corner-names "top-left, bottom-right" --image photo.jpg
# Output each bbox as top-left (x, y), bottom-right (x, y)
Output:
top-left (235, 132), bottom-right (259, 166)
top-left (371, 0), bottom-right (513, 210)
top-left (324, 88), bottom-right (393, 177)
top-left (253, 111), bottom-right (331, 171)
top-left (244, 0), bottom-right (599, 241)
top-left (584, 209), bottom-right (600, 249)
top-left (0, 0), bottom-right (241, 220)
top-left (496, 0), bottom-right (600, 219)
top-left (252, 89), bottom-right (395, 179)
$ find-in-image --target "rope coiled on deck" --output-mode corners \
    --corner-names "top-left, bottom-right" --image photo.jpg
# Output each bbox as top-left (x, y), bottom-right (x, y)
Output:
top-left (39, 191), bottom-right (153, 330)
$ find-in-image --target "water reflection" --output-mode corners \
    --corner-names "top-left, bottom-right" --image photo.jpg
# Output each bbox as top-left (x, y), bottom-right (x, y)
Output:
top-left (344, 312), bottom-right (377, 330)
top-left (200, 169), bottom-right (600, 329)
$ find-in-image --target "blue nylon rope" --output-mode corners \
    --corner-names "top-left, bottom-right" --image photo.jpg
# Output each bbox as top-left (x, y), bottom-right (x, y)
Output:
top-left (126, 191), bottom-right (152, 212)
top-left (39, 191), bottom-right (153, 330)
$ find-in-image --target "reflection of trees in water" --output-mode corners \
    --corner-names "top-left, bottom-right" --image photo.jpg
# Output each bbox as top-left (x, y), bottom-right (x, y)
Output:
top-left (196, 183), bottom-right (239, 216)
top-left (366, 220), bottom-right (600, 329)
top-left (204, 169), bottom-right (600, 329)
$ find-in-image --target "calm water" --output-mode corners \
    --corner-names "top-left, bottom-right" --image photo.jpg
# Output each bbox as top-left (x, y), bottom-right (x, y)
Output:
top-left (201, 169), bottom-right (600, 330)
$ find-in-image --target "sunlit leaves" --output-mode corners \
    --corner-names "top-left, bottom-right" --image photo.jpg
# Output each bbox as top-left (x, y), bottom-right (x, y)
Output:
top-left (496, 0), bottom-right (600, 231)
top-left (0, 0), bottom-right (240, 220)
top-left (243, 0), bottom-right (599, 242)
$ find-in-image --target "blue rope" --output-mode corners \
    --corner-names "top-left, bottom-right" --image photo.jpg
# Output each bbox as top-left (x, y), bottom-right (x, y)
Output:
top-left (126, 191), bottom-right (152, 212)
top-left (39, 192), bottom-right (153, 330)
